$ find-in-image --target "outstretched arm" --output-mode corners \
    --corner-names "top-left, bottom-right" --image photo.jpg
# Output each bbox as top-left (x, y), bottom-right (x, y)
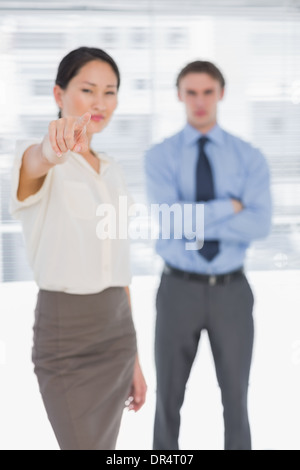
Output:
top-left (17, 112), bottom-right (91, 201)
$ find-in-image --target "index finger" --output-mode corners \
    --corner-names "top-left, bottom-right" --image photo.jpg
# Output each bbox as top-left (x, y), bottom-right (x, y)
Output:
top-left (75, 112), bottom-right (91, 131)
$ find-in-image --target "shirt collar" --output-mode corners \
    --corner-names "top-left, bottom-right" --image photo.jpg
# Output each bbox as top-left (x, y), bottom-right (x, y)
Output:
top-left (96, 152), bottom-right (111, 176)
top-left (183, 122), bottom-right (224, 147)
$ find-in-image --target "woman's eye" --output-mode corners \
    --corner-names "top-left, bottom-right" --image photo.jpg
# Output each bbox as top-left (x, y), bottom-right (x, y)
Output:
top-left (106, 91), bottom-right (116, 95)
top-left (82, 89), bottom-right (92, 93)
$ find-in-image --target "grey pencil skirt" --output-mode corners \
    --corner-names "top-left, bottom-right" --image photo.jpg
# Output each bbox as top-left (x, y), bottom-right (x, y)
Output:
top-left (32, 287), bottom-right (137, 450)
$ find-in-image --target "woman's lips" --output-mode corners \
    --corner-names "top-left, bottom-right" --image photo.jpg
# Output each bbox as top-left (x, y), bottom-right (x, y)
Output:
top-left (91, 115), bottom-right (105, 122)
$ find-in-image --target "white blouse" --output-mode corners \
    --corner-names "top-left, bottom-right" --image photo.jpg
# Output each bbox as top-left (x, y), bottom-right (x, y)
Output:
top-left (10, 141), bottom-right (133, 295)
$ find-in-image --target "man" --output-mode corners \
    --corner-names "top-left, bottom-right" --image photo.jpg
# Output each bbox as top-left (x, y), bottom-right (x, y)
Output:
top-left (145, 61), bottom-right (272, 450)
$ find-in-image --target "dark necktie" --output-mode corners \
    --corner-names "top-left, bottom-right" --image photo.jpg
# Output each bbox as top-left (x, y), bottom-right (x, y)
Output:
top-left (196, 136), bottom-right (220, 261)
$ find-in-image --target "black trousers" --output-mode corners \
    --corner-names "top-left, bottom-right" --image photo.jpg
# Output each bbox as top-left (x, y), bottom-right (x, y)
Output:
top-left (154, 271), bottom-right (254, 450)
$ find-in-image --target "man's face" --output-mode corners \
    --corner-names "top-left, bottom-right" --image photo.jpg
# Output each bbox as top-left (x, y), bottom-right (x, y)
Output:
top-left (178, 72), bottom-right (224, 133)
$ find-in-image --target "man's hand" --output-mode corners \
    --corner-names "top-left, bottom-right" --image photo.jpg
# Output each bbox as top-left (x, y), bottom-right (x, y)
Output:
top-left (231, 199), bottom-right (244, 214)
top-left (125, 356), bottom-right (147, 412)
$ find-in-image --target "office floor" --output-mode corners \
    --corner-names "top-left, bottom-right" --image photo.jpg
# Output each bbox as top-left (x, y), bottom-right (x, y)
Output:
top-left (0, 271), bottom-right (300, 450)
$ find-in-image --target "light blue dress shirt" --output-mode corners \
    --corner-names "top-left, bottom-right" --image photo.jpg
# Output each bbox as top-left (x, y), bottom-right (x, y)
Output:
top-left (145, 123), bottom-right (272, 275)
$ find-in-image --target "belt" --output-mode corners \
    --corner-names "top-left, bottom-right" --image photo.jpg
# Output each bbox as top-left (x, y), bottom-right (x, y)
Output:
top-left (163, 264), bottom-right (244, 286)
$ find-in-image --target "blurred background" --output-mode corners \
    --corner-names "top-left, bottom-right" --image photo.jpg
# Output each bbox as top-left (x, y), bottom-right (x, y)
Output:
top-left (0, 0), bottom-right (300, 450)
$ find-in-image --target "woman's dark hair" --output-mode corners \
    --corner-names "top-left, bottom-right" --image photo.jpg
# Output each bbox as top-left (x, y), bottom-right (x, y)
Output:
top-left (176, 60), bottom-right (225, 89)
top-left (55, 46), bottom-right (120, 118)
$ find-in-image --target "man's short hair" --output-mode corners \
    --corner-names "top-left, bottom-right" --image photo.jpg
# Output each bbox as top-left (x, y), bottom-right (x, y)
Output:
top-left (176, 60), bottom-right (225, 89)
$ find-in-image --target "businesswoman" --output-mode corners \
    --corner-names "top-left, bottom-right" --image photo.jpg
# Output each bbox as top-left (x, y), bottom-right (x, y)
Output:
top-left (10, 47), bottom-right (147, 450)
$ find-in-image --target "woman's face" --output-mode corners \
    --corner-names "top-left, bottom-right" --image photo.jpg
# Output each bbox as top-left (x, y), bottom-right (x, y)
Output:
top-left (54, 60), bottom-right (118, 137)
